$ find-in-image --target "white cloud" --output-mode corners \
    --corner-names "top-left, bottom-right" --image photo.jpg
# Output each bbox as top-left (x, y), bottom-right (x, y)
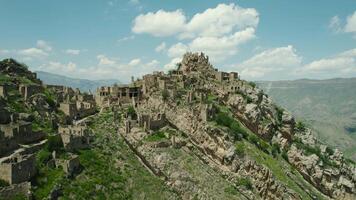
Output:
top-left (132, 3), bottom-right (258, 40)
top-left (345, 11), bottom-right (356, 34)
top-left (189, 27), bottom-right (256, 61)
top-left (132, 10), bottom-right (186, 37)
top-left (97, 54), bottom-right (116, 66)
top-left (301, 49), bottom-right (356, 74)
top-left (329, 16), bottom-right (342, 33)
top-left (117, 35), bottom-right (135, 42)
top-left (146, 59), bottom-right (159, 67)
top-left (128, 58), bottom-right (141, 66)
top-left (0, 49), bottom-right (10, 54)
top-left (133, 3), bottom-right (259, 62)
top-left (237, 45), bottom-right (302, 79)
top-left (164, 57), bottom-right (181, 71)
top-left (329, 11), bottom-right (356, 39)
top-left (18, 48), bottom-right (49, 58)
top-left (155, 42), bottom-right (166, 52)
top-left (36, 40), bottom-right (52, 52)
top-left (65, 49), bottom-right (80, 55)
top-left (167, 43), bottom-right (189, 58)
top-left (46, 61), bottom-right (77, 72)
top-left (182, 3), bottom-right (259, 38)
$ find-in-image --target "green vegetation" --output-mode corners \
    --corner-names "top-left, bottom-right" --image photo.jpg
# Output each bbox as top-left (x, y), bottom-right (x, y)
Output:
top-left (296, 121), bottom-right (306, 132)
top-left (0, 179), bottom-right (9, 187)
top-left (248, 81), bottom-right (256, 88)
top-left (234, 142), bottom-right (245, 157)
top-left (213, 110), bottom-right (249, 139)
top-left (145, 131), bottom-right (167, 142)
top-left (271, 143), bottom-right (281, 158)
top-left (236, 178), bottom-right (252, 190)
top-left (126, 106), bottom-right (137, 119)
top-left (281, 150), bottom-right (289, 162)
top-left (293, 138), bottom-right (337, 167)
top-left (248, 134), bottom-right (269, 153)
top-left (33, 167), bottom-right (65, 200)
top-left (161, 89), bottom-right (169, 101)
top-left (0, 74), bottom-right (11, 84)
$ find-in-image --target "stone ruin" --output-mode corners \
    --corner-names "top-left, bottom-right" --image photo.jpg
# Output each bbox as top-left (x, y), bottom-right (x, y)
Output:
top-left (95, 84), bottom-right (142, 107)
top-left (59, 125), bottom-right (90, 151)
top-left (18, 84), bottom-right (43, 100)
top-left (137, 113), bottom-right (167, 132)
top-left (0, 152), bottom-right (36, 185)
top-left (54, 153), bottom-right (80, 177)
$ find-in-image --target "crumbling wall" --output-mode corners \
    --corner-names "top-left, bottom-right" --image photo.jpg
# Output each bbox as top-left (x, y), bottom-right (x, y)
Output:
top-left (0, 181), bottom-right (31, 200)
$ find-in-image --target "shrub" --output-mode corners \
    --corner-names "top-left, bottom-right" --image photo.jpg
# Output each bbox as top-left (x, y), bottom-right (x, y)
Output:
top-left (214, 112), bottom-right (233, 127)
top-left (161, 89), bottom-right (169, 101)
top-left (259, 140), bottom-right (270, 154)
top-left (271, 143), bottom-right (280, 158)
top-left (230, 122), bottom-right (248, 139)
top-left (248, 81), bottom-right (256, 88)
top-left (145, 131), bottom-right (167, 142)
top-left (237, 178), bottom-right (253, 190)
top-left (47, 135), bottom-right (64, 152)
top-left (36, 149), bottom-right (52, 167)
top-left (248, 134), bottom-right (259, 145)
top-left (235, 143), bottom-right (245, 157)
top-left (325, 146), bottom-right (334, 155)
top-left (0, 179), bottom-right (9, 187)
top-left (282, 150), bottom-right (289, 162)
top-left (275, 106), bottom-right (284, 123)
top-left (127, 106), bottom-right (137, 119)
top-left (296, 121), bottom-right (306, 132)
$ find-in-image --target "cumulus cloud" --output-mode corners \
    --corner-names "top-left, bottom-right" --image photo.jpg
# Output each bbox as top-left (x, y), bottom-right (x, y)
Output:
top-left (133, 3), bottom-right (259, 62)
top-left (237, 45), bottom-right (302, 79)
top-left (155, 42), bottom-right (166, 52)
top-left (329, 11), bottom-right (356, 39)
top-left (345, 11), bottom-right (356, 35)
top-left (300, 48), bottom-right (356, 75)
top-left (47, 61), bottom-right (77, 72)
top-left (236, 46), bottom-right (356, 80)
top-left (65, 49), bottom-right (80, 55)
top-left (97, 54), bottom-right (117, 66)
top-left (18, 48), bottom-right (49, 58)
top-left (128, 58), bottom-right (141, 66)
top-left (167, 43), bottom-right (189, 58)
top-left (132, 10), bottom-right (186, 37)
top-left (36, 40), bottom-right (52, 51)
top-left (164, 57), bottom-right (181, 71)
top-left (182, 3), bottom-right (258, 38)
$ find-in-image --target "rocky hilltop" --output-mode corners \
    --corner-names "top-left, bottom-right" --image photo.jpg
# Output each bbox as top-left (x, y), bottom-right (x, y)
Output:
top-left (0, 54), bottom-right (355, 199)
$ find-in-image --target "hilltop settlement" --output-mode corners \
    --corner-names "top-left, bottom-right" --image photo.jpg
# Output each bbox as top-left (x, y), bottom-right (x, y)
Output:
top-left (0, 53), bottom-right (355, 199)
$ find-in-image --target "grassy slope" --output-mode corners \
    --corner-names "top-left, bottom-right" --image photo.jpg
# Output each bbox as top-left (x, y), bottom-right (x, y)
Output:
top-left (33, 111), bottom-right (178, 200)
top-left (258, 78), bottom-right (356, 160)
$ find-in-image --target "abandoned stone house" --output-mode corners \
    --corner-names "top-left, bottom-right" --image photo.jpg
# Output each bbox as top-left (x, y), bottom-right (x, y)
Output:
top-left (59, 92), bottom-right (96, 120)
top-left (0, 85), bottom-right (8, 98)
top-left (59, 125), bottom-right (90, 151)
top-left (55, 153), bottom-right (80, 176)
top-left (0, 121), bottom-right (44, 145)
top-left (214, 71), bottom-right (239, 83)
top-left (18, 84), bottom-right (43, 100)
top-left (96, 84), bottom-right (142, 106)
top-left (0, 153), bottom-right (36, 185)
top-left (137, 113), bottom-right (167, 132)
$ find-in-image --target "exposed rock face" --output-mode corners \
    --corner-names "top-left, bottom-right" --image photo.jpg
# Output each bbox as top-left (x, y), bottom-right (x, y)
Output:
top-left (130, 52), bottom-right (356, 199)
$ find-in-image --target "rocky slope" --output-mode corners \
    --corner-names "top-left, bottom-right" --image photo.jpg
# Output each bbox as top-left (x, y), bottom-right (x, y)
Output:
top-left (0, 56), bottom-right (355, 200)
top-left (257, 79), bottom-right (356, 160)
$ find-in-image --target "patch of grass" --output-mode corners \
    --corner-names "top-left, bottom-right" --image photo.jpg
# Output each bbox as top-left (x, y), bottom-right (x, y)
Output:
top-left (235, 142), bottom-right (245, 157)
top-left (224, 185), bottom-right (239, 195)
top-left (33, 167), bottom-right (64, 200)
top-left (236, 178), bottom-right (252, 190)
top-left (214, 110), bottom-right (249, 139)
top-left (145, 131), bottom-right (167, 142)
top-left (0, 179), bottom-right (9, 187)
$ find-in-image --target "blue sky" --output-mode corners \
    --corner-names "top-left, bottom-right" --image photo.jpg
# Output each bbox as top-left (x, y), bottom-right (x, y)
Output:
top-left (0, 0), bottom-right (355, 82)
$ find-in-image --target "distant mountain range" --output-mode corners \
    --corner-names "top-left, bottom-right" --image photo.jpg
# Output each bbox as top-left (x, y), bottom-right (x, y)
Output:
top-left (36, 71), bottom-right (120, 93)
top-left (258, 78), bottom-right (356, 160)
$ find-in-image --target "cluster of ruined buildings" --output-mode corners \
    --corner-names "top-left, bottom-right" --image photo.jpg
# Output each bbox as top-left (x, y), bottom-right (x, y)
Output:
top-left (0, 72), bottom-right (93, 199)
top-left (98, 52), bottom-right (239, 134)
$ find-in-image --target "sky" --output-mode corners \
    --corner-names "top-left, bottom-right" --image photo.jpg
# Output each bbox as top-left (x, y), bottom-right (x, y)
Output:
top-left (0, 0), bottom-right (355, 82)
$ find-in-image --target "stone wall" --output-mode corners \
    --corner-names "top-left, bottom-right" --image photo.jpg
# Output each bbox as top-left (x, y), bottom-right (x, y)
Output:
top-left (0, 181), bottom-right (31, 200)
top-left (59, 125), bottom-right (90, 151)
top-left (0, 154), bottom-right (36, 184)
top-left (18, 84), bottom-right (43, 100)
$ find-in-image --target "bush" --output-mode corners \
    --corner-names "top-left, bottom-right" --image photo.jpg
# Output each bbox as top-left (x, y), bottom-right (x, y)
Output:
top-left (214, 112), bottom-right (233, 127)
top-left (236, 178), bottom-right (253, 190)
top-left (282, 150), bottom-right (289, 162)
top-left (248, 81), bottom-right (256, 88)
top-left (36, 149), bottom-right (52, 167)
top-left (230, 122), bottom-right (248, 139)
top-left (127, 106), bottom-right (137, 119)
top-left (296, 121), bottom-right (306, 132)
top-left (0, 179), bottom-right (9, 187)
top-left (248, 134), bottom-right (259, 145)
top-left (275, 106), bottom-right (284, 123)
top-left (47, 135), bottom-right (64, 152)
top-left (325, 146), bottom-right (334, 155)
top-left (161, 89), bottom-right (169, 101)
top-left (235, 143), bottom-right (245, 157)
top-left (259, 140), bottom-right (270, 154)
top-left (271, 143), bottom-right (280, 157)
top-left (145, 131), bottom-right (167, 142)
